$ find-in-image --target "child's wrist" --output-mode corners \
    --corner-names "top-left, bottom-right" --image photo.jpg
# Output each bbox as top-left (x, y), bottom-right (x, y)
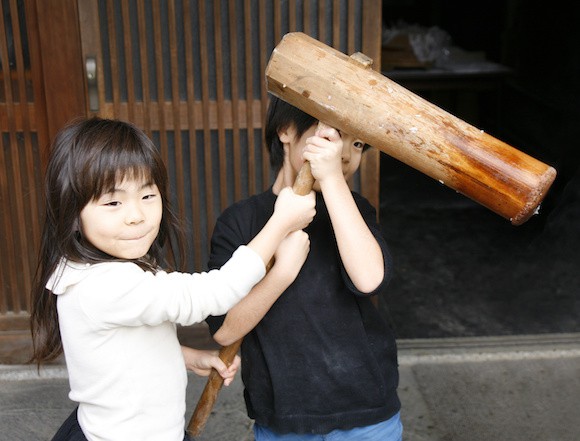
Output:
top-left (318, 174), bottom-right (345, 189)
top-left (270, 210), bottom-right (290, 233)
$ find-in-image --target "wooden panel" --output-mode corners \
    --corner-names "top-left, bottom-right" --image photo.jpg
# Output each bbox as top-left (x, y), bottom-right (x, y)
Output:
top-left (0, 0), bottom-right (43, 317)
top-left (361, 1), bottom-right (382, 209)
top-left (35, 0), bottom-right (86, 137)
top-left (182, 0), bottom-right (203, 265)
top-left (0, 0), bottom-right (88, 362)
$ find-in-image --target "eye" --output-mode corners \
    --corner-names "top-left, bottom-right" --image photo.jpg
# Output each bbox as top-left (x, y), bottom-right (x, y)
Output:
top-left (142, 193), bottom-right (158, 200)
top-left (354, 141), bottom-right (364, 149)
top-left (103, 200), bottom-right (121, 207)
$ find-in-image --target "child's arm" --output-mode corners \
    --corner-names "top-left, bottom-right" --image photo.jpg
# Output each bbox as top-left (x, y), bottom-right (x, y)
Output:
top-left (213, 230), bottom-right (310, 346)
top-left (181, 346), bottom-right (241, 386)
top-left (303, 124), bottom-right (385, 293)
top-left (74, 189), bottom-right (314, 331)
top-left (246, 187), bottom-right (315, 267)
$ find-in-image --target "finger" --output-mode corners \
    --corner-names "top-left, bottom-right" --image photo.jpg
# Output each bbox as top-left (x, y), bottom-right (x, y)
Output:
top-left (229, 354), bottom-right (242, 371)
top-left (209, 357), bottom-right (228, 376)
top-left (316, 122), bottom-right (339, 140)
top-left (316, 121), bottom-right (332, 133)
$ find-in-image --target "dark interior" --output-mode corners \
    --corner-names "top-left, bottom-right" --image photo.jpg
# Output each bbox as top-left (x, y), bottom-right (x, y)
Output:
top-left (378, 0), bottom-right (579, 338)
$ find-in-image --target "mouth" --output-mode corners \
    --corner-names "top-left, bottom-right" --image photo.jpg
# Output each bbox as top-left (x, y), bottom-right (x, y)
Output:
top-left (123, 232), bottom-right (149, 241)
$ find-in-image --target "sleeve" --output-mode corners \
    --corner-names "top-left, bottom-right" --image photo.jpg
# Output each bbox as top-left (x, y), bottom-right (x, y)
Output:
top-left (341, 192), bottom-right (393, 297)
top-left (78, 245), bottom-right (265, 328)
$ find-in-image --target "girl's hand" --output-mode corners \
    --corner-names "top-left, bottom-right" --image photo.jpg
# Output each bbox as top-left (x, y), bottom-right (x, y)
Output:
top-left (273, 230), bottom-right (310, 282)
top-left (303, 122), bottom-right (344, 184)
top-left (181, 346), bottom-right (241, 386)
top-left (273, 186), bottom-right (316, 233)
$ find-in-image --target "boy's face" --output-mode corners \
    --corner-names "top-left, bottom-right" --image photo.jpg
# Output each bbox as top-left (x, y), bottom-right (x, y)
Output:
top-left (280, 123), bottom-right (364, 187)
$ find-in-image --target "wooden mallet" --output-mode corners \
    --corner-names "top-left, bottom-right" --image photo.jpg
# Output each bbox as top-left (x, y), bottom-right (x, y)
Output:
top-left (265, 32), bottom-right (556, 225)
top-left (188, 32), bottom-right (557, 437)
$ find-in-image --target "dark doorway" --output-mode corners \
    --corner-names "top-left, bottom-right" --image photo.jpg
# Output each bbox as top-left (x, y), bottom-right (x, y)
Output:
top-left (379, 0), bottom-right (580, 338)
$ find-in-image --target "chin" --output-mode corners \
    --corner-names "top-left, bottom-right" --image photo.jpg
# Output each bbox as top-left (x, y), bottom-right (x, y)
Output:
top-left (116, 249), bottom-right (150, 260)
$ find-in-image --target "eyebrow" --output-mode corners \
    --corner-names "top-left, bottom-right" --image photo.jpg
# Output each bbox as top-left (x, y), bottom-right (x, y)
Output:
top-left (105, 181), bottom-right (155, 195)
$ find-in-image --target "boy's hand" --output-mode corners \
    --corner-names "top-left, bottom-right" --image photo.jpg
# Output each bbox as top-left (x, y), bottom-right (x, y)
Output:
top-left (303, 122), bottom-right (344, 184)
top-left (274, 186), bottom-right (316, 233)
top-left (181, 346), bottom-right (241, 386)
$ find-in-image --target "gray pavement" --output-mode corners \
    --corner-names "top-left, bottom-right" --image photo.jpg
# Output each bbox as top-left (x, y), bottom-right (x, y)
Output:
top-left (1, 333), bottom-right (579, 441)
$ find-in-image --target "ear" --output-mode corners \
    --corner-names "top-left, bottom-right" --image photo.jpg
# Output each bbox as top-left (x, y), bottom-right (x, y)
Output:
top-left (277, 125), bottom-right (294, 144)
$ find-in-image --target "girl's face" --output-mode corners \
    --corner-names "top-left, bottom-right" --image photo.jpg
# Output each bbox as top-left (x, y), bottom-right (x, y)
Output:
top-left (79, 177), bottom-right (162, 260)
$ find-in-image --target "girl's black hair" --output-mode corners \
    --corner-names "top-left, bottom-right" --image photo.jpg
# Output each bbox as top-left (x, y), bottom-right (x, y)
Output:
top-left (30, 117), bottom-right (185, 364)
top-left (264, 95), bottom-right (371, 172)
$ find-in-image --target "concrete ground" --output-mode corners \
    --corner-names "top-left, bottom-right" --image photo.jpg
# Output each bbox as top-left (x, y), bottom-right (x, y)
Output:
top-left (1, 333), bottom-right (579, 441)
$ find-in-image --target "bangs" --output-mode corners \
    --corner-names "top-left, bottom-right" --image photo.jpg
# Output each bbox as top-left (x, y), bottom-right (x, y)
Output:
top-left (90, 162), bottom-right (154, 200)
top-left (71, 119), bottom-right (166, 203)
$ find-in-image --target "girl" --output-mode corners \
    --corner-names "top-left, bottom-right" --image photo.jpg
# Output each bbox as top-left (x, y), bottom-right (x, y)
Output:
top-left (30, 117), bottom-right (315, 441)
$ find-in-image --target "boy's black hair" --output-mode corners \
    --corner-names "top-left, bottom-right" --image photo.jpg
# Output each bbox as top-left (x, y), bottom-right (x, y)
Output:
top-left (264, 95), bottom-right (371, 172)
top-left (264, 95), bottom-right (318, 172)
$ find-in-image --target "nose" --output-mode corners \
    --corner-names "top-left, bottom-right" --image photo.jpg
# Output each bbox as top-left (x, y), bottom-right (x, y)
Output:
top-left (341, 144), bottom-right (351, 163)
top-left (125, 202), bottom-right (145, 225)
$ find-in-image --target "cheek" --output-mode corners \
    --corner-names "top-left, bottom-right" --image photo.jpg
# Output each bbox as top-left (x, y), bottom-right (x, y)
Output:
top-left (345, 154), bottom-right (362, 179)
top-left (78, 213), bottom-right (105, 251)
top-left (79, 203), bottom-right (116, 238)
top-left (290, 127), bottom-right (316, 165)
top-left (151, 204), bottom-right (163, 231)
top-left (154, 201), bottom-right (163, 223)
top-left (291, 149), bottom-right (305, 170)
top-left (78, 208), bottom-right (95, 237)
top-left (79, 216), bottom-right (105, 242)
top-left (285, 143), bottom-right (305, 172)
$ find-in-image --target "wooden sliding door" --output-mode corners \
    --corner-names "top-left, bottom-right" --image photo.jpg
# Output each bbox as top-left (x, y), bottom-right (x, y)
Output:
top-left (0, 0), bottom-right (382, 362)
top-left (77, 0), bottom-right (382, 271)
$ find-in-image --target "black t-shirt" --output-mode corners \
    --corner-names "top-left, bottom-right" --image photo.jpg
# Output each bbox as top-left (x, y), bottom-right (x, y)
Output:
top-left (206, 188), bottom-right (401, 434)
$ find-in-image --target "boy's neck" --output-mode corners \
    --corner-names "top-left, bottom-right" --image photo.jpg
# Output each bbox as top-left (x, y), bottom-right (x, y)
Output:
top-left (272, 168), bottom-right (295, 195)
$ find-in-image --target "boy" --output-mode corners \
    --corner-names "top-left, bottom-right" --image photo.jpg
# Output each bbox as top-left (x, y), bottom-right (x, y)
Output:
top-left (206, 97), bottom-right (402, 440)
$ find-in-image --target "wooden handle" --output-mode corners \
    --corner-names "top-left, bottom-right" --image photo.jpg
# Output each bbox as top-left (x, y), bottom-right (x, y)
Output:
top-left (186, 339), bottom-right (242, 436)
top-left (266, 32), bottom-right (556, 225)
top-left (187, 161), bottom-right (314, 437)
top-left (293, 161), bottom-right (314, 195)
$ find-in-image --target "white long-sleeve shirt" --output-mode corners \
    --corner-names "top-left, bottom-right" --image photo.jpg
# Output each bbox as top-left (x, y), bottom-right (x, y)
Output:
top-left (47, 246), bottom-right (265, 441)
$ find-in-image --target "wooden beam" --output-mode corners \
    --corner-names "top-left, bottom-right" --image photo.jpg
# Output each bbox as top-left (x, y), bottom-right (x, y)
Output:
top-left (35, 0), bottom-right (87, 140)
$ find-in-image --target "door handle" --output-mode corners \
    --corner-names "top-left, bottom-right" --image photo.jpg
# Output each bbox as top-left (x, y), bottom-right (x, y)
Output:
top-left (86, 57), bottom-right (98, 111)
